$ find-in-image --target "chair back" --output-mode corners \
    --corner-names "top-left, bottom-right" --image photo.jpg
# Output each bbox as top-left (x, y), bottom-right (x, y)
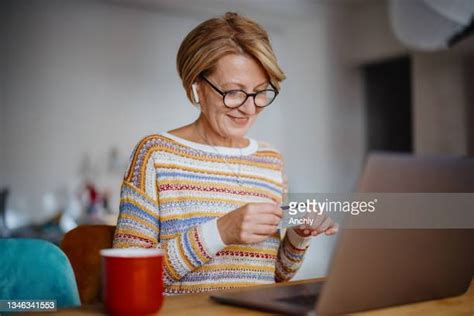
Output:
top-left (60, 225), bottom-right (116, 304)
top-left (0, 238), bottom-right (81, 307)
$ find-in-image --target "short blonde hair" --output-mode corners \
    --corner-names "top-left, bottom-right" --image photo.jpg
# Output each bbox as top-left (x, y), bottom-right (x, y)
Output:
top-left (177, 12), bottom-right (286, 104)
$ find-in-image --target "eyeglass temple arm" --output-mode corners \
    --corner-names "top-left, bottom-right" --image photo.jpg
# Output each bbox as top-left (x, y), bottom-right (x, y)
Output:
top-left (199, 75), bottom-right (225, 96)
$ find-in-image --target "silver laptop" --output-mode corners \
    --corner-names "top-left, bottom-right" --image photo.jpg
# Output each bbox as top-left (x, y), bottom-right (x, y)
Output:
top-left (210, 152), bottom-right (474, 315)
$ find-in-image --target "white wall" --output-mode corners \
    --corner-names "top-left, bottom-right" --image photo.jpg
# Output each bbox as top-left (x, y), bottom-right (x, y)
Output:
top-left (3, 0), bottom-right (201, 221)
top-left (1, 0), bottom-right (406, 279)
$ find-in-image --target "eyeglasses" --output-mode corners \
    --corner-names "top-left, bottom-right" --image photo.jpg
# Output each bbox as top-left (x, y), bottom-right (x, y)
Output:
top-left (200, 75), bottom-right (279, 108)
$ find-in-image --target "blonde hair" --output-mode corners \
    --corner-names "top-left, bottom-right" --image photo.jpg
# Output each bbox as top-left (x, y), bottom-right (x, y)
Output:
top-left (177, 12), bottom-right (286, 104)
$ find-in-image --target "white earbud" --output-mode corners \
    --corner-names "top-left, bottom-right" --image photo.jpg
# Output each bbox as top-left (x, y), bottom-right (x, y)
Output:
top-left (192, 83), bottom-right (200, 104)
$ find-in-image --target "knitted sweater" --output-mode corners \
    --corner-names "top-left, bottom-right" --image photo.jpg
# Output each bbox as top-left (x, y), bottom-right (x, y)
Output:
top-left (113, 132), bottom-right (311, 295)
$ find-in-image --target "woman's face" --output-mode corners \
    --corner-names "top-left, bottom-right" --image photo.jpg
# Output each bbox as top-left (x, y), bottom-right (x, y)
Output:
top-left (197, 54), bottom-right (270, 140)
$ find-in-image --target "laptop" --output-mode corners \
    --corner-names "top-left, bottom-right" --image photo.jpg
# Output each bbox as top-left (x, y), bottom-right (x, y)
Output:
top-left (210, 152), bottom-right (474, 315)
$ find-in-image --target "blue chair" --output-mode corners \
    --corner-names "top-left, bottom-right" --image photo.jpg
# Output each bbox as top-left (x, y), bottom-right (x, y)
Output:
top-left (0, 238), bottom-right (81, 308)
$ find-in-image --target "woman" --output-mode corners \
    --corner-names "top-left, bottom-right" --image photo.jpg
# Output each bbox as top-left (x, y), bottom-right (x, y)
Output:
top-left (113, 12), bottom-right (338, 295)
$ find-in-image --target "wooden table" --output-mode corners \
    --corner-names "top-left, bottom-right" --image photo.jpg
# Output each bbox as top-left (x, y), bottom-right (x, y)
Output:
top-left (28, 278), bottom-right (474, 315)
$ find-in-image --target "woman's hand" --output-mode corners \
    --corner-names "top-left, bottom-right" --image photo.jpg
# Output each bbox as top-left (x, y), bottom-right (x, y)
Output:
top-left (217, 202), bottom-right (282, 245)
top-left (291, 213), bottom-right (339, 237)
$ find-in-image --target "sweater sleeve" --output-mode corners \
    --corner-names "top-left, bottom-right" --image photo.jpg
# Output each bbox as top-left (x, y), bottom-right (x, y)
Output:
top-left (112, 136), bottom-right (226, 287)
top-left (275, 160), bottom-right (311, 282)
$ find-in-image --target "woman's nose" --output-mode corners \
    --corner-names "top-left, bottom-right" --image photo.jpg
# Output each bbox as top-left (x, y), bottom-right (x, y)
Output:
top-left (238, 96), bottom-right (257, 115)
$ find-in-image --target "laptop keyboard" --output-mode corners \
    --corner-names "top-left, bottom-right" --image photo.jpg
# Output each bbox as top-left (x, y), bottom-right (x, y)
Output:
top-left (277, 294), bottom-right (318, 309)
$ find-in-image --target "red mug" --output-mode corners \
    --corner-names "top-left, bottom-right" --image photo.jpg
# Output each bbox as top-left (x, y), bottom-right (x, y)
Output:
top-left (100, 248), bottom-right (164, 315)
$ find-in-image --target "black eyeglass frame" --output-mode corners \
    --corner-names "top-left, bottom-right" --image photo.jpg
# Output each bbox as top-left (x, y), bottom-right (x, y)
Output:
top-left (199, 75), bottom-right (279, 109)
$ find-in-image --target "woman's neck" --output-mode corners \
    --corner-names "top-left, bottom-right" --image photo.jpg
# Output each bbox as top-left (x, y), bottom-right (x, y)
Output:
top-left (194, 117), bottom-right (247, 148)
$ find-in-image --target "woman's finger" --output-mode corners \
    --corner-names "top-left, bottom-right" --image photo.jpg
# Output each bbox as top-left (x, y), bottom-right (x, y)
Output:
top-left (315, 216), bottom-right (333, 233)
top-left (253, 224), bottom-right (279, 236)
top-left (324, 223), bottom-right (339, 235)
top-left (309, 213), bottom-right (327, 228)
top-left (249, 203), bottom-right (283, 217)
top-left (253, 213), bottom-right (281, 226)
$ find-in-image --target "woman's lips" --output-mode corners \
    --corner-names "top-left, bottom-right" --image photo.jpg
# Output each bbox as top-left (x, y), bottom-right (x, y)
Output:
top-left (227, 115), bottom-right (250, 125)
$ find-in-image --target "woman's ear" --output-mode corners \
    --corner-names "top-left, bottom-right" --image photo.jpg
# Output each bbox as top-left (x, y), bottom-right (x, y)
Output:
top-left (192, 83), bottom-right (200, 104)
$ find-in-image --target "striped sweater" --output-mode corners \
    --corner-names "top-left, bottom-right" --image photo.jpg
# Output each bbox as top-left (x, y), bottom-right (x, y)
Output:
top-left (113, 132), bottom-right (311, 295)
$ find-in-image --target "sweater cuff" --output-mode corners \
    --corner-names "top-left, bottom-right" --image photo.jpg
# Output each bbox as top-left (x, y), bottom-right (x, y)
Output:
top-left (200, 218), bottom-right (226, 255)
top-left (286, 228), bottom-right (312, 250)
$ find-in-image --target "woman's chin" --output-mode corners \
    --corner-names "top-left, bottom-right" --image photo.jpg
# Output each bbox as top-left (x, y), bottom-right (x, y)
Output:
top-left (222, 127), bottom-right (251, 141)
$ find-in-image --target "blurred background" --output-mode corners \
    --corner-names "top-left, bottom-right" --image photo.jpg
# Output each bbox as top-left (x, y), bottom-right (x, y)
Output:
top-left (1, 0), bottom-right (474, 279)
